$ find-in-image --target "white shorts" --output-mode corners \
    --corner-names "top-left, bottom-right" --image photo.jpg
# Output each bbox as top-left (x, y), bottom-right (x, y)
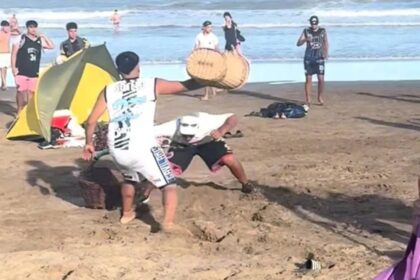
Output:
top-left (0, 53), bottom-right (10, 68)
top-left (111, 145), bottom-right (176, 188)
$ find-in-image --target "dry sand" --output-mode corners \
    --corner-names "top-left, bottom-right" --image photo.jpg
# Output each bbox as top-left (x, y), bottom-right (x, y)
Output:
top-left (0, 81), bottom-right (420, 280)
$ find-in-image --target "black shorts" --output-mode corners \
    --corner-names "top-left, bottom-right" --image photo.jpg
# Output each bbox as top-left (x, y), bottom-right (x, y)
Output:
top-left (304, 58), bottom-right (325, 76)
top-left (166, 140), bottom-right (232, 175)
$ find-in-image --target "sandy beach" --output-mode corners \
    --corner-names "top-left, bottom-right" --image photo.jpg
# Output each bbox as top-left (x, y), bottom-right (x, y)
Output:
top-left (0, 80), bottom-right (419, 279)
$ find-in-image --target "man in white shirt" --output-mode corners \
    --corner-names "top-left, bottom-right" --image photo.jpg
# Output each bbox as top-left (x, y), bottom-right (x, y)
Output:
top-left (154, 112), bottom-right (255, 194)
top-left (194, 20), bottom-right (219, 101)
top-left (82, 51), bottom-right (205, 232)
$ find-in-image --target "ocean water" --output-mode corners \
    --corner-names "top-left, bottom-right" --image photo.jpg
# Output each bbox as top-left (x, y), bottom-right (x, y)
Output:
top-left (1, 0), bottom-right (420, 82)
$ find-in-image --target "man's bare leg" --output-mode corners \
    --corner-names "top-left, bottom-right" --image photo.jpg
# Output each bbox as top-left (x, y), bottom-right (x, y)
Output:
top-left (201, 87), bottom-right (209, 101)
top-left (317, 74), bottom-right (325, 105)
top-left (27, 91), bottom-right (35, 103)
top-left (222, 154), bottom-right (247, 184)
top-left (120, 181), bottom-right (136, 224)
top-left (16, 90), bottom-right (27, 115)
top-left (0, 67), bottom-right (6, 90)
top-left (211, 87), bottom-right (217, 97)
top-left (161, 185), bottom-right (177, 231)
top-left (221, 154), bottom-right (255, 193)
top-left (304, 75), bottom-right (312, 105)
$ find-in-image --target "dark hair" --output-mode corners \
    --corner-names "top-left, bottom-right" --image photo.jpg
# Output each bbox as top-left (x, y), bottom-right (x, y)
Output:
top-left (202, 20), bottom-right (212, 27)
top-left (223, 12), bottom-right (232, 18)
top-left (1, 20), bottom-right (9, 27)
top-left (26, 20), bottom-right (38, 28)
top-left (115, 51), bottom-right (139, 75)
top-left (66, 22), bottom-right (78, 30)
top-left (309, 15), bottom-right (319, 24)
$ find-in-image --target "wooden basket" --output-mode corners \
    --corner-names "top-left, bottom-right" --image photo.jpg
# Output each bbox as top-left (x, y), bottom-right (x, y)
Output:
top-left (216, 51), bottom-right (250, 90)
top-left (78, 162), bottom-right (122, 210)
top-left (186, 48), bottom-right (227, 82)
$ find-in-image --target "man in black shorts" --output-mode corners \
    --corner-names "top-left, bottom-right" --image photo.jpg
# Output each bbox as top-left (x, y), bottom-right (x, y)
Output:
top-left (154, 112), bottom-right (255, 194)
top-left (297, 15), bottom-right (329, 105)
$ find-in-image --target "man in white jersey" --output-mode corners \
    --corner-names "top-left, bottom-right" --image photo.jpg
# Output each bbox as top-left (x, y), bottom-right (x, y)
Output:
top-left (194, 20), bottom-right (219, 101)
top-left (82, 51), bottom-right (204, 232)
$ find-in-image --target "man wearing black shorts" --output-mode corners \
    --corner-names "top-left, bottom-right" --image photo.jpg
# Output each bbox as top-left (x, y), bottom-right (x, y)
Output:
top-left (154, 112), bottom-right (255, 194)
top-left (297, 15), bottom-right (329, 105)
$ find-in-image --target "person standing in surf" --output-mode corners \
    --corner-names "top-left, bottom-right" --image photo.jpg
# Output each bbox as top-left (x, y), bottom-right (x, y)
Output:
top-left (296, 15), bottom-right (329, 106)
top-left (8, 14), bottom-right (21, 46)
top-left (110, 9), bottom-right (121, 32)
top-left (222, 12), bottom-right (244, 54)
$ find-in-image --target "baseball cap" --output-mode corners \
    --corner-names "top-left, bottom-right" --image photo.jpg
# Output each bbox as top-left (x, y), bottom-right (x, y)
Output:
top-left (309, 15), bottom-right (319, 25)
top-left (202, 20), bottom-right (212, 27)
top-left (26, 20), bottom-right (38, 28)
top-left (179, 115), bottom-right (200, 136)
top-left (115, 51), bottom-right (139, 75)
top-left (1, 20), bottom-right (9, 27)
top-left (66, 22), bottom-right (78, 30)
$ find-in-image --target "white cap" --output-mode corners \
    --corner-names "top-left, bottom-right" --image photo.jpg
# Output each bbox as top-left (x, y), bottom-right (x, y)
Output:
top-left (179, 115), bottom-right (199, 136)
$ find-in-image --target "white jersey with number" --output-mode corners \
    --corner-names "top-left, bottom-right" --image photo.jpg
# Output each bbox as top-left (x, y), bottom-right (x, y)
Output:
top-left (104, 77), bottom-right (175, 188)
top-left (105, 77), bottom-right (157, 151)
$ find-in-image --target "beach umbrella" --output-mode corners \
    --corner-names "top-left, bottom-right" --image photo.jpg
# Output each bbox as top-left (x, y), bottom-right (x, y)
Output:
top-left (7, 44), bottom-right (119, 141)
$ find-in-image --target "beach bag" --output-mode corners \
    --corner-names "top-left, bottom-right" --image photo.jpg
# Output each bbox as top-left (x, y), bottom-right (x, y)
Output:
top-left (261, 102), bottom-right (307, 118)
top-left (78, 160), bottom-right (122, 210)
top-left (236, 29), bottom-right (245, 42)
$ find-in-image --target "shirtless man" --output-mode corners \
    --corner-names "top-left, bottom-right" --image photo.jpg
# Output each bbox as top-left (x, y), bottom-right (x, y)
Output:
top-left (8, 14), bottom-right (21, 46)
top-left (11, 20), bottom-right (54, 114)
top-left (110, 10), bottom-right (121, 32)
top-left (82, 51), bottom-right (205, 231)
top-left (0, 21), bottom-right (11, 90)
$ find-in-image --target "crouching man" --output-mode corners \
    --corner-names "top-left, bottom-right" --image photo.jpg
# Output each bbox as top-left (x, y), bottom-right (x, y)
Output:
top-left (153, 112), bottom-right (255, 195)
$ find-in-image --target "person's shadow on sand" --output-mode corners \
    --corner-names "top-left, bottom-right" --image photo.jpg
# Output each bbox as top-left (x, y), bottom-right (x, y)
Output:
top-left (256, 183), bottom-right (412, 256)
top-left (25, 159), bottom-right (84, 206)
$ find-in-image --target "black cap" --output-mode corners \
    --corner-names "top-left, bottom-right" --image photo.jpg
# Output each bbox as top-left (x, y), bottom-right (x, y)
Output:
top-left (202, 20), bottom-right (212, 27)
top-left (26, 20), bottom-right (38, 28)
top-left (1, 20), bottom-right (9, 27)
top-left (66, 22), bottom-right (78, 30)
top-left (309, 15), bottom-right (319, 24)
top-left (115, 51), bottom-right (139, 75)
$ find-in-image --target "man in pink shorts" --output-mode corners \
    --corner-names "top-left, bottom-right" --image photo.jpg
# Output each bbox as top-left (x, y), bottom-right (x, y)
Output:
top-left (11, 20), bottom-right (54, 114)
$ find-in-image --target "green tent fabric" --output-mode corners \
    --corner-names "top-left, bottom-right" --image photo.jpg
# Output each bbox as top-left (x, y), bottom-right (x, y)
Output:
top-left (7, 44), bottom-right (119, 141)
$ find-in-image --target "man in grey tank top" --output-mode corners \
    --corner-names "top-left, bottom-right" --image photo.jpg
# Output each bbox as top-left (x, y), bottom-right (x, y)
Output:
top-left (297, 15), bottom-right (329, 105)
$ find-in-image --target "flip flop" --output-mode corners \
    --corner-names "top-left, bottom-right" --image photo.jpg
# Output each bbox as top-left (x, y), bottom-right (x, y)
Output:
top-left (233, 130), bottom-right (244, 138)
top-left (224, 132), bottom-right (233, 139)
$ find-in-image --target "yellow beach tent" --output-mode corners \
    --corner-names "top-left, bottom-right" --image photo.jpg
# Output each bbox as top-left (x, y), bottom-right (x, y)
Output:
top-left (6, 44), bottom-right (119, 141)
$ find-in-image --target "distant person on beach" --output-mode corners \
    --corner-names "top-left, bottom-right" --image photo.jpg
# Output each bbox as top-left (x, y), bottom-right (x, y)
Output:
top-left (297, 15), bottom-right (329, 106)
top-left (194, 20), bottom-right (219, 101)
top-left (59, 22), bottom-right (89, 61)
top-left (11, 20), bottom-right (54, 114)
top-left (82, 51), bottom-right (205, 232)
top-left (222, 12), bottom-right (244, 54)
top-left (0, 21), bottom-right (11, 90)
top-left (110, 9), bottom-right (121, 32)
top-left (8, 14), bottom-right (21, 45)
top-left (154, 112), bottom-right (255, 194)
